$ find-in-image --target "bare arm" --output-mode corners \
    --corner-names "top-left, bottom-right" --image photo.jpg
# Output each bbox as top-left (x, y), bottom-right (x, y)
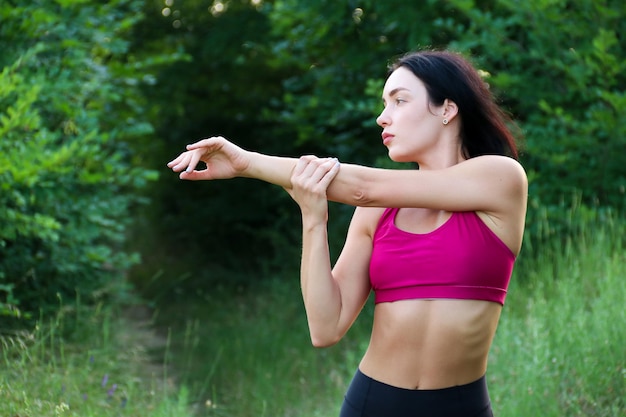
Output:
top-left (285, 157), bottom-right (373, 347)
top-left (325, 155), bottom-right (527, 213)
top-left (168, 137), bottom-right (527, 218)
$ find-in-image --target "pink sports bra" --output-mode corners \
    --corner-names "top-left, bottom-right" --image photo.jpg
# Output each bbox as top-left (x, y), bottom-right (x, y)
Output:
top-left (369, 208), bottom-right (515, 305)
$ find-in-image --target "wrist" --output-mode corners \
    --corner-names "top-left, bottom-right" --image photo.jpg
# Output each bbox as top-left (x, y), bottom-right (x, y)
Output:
top-left (240, 150), bottom-right (260, 178)
top-left (243, 152), bottom-right (297, 188)
top-left (302, 217), bottom-right (328, 233)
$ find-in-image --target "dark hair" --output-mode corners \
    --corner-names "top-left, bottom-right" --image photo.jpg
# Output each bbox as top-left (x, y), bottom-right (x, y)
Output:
top-left (390, 50), bottom-right (520, 160)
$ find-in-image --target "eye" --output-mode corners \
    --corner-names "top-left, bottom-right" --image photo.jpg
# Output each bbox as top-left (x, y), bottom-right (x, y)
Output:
top-left (395, 98), bottom-right (406, 104)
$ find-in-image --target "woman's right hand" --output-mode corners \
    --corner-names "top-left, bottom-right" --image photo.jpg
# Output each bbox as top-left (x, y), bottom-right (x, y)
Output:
top-left (284, 156), bottom-right (341, 221)
top-left (167, 136), bottom-right (251, 181)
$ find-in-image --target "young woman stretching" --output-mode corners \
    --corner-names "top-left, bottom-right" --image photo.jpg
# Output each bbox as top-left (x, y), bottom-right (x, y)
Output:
top-left (168, 50), bottom-right (528, 417)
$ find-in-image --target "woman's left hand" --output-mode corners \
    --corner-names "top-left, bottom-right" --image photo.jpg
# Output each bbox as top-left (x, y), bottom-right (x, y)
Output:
top-left (284, 156), bottom-right (340, 220)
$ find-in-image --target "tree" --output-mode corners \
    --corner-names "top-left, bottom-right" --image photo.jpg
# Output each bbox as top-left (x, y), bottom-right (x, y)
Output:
top-left (0, 0), bottom-right (177, 322)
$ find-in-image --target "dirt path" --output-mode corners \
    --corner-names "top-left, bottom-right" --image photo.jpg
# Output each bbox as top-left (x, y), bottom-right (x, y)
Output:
top-left (118, 304), bottom-right (177, 394)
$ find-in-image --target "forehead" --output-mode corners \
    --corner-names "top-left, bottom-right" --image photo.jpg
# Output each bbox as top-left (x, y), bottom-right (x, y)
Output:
top-left (382, 66), bottom-right (425, 97)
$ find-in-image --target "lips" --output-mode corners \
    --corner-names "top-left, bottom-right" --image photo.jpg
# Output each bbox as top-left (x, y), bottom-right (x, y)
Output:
top-left (381, 133), bottom-right (394, 145)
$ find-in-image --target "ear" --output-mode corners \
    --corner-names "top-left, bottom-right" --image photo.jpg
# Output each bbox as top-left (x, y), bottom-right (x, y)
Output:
top-left (441, 99), bottom-right (459, 122)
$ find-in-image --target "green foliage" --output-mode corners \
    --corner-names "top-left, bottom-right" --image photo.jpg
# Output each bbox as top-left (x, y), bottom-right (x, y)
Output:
top-left (0, 303), bottom-right (194, 416)
top-left (127, 0), bottom-right (308, 294)
top-left (263, 0), bottom-right (459, 162)
top-left (445, 0), bottom-right (626, 211)
top-left (0, 0), bottom-right (175, 323)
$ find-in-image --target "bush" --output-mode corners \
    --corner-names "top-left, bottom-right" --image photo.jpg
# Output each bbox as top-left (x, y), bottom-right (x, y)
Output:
top-left (445, 0), bottom-right (626, 213)
top-left (0, 0), bottom-right (176, 323)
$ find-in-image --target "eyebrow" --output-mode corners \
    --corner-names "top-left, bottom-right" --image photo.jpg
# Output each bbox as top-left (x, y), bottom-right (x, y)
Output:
top-left (382, 87), bottom-right (410, 100)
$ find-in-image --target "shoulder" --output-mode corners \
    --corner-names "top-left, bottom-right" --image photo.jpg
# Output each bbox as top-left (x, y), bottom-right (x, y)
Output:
top-left (459, 155), bottom-right (526, 178)
top-left (454, 155), bottom-right (528, 198)
top-left (464, 157), bottom-right (527, 253)
top-left (465, 155), bottom-right (526, 181)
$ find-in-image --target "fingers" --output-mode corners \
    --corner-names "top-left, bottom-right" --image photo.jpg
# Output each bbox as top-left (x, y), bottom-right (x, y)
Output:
top-left (166, 153), bottom-right (185, 169)
top-left (168, 140), bottom-right (214, 173)
top-left (305, 158), bottom-right (339, 188)
top-left (292, 155), bottom-right (319, 177)
top-left (167, 152), bottom-right (192, 172)
top-left (288, 157), bottom-right (340, 215)
top-left (292, 156), bottom-right (340, 191)
top-left (168, 136), bottom-right (229, 175)
top-left (179, 169), bottom-right (207, 181)
top-left (167, 150), bottom-right (198, 173)
top-left (185, 149), bottom-right (203, 173)
top-left (318, 158), bottom-right (340, 189)
top-left (186, 136), bottom-right (224, 150)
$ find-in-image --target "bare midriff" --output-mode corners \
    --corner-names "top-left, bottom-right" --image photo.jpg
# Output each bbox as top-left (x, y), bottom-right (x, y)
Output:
top-left (358, 298), bottom-right (502, 390)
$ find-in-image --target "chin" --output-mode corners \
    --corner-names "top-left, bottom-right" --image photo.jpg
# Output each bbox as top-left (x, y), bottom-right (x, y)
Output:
top-left (388, 152), bottom-right (413, 164)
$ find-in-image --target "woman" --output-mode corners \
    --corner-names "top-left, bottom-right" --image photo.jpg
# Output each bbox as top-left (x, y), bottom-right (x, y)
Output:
top-left (168, 50), bottom-right (528, 417)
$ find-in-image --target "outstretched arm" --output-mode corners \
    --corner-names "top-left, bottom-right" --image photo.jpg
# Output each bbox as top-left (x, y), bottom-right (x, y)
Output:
top-left (168, 136), bottom-right (527, 216)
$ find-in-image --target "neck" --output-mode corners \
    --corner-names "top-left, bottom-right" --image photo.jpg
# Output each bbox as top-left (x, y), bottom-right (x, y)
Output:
top-left (417, 145), bottom-right (465, 170)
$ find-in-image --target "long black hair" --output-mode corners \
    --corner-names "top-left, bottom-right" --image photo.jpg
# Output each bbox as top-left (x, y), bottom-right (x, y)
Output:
top-left (390, 50), bottom-right (520, 160)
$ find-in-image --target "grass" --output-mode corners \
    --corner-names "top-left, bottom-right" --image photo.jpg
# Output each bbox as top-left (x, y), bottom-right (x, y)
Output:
top-left (153, 210), bottom-right (625, 417)
top-left (488, 222), bottom-right (625, 416)
top-left (0, 302), bottom-right (194, 417)
top-left (153, 280), bottom-right (370, 417)
top-left (2, 210), bottom-right (624, 417)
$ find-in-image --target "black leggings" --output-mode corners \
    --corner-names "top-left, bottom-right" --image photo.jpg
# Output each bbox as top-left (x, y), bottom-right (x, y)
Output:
top-left (339, 369), bottom-right (494, 417)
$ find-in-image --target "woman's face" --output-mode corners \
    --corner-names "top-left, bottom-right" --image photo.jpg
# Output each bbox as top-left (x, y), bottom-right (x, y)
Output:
top-left (376, 67), bottom-right (446, 163)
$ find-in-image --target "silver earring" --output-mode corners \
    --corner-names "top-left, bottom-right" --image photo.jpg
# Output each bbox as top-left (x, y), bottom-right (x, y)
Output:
top-left (442, 118), bottom-right (449, 125)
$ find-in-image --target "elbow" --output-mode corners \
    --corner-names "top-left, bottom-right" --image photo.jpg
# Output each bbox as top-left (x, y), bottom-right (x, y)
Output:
top-left (309, 330), bottom-right (342, 348)
top-left (352, 189), bottom-right (369, 206)
top-left (328, 169), bottom-right (375, 206)
top-left (310, 335), bottom-right (340, 348)
top-left (350, 183), bottom-right (375, 207)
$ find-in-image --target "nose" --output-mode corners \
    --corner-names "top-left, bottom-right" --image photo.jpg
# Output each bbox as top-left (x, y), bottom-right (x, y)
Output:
top-left (376, 106), bottom-right (390, 127)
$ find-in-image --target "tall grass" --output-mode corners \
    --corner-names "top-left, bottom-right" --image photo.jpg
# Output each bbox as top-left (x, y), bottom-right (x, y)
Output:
top-left (10, 209), bottom-right (620, 416)
top-left (155, 281), bottom-right (371, 417)
top-left (155, 210), bottom-right (625, 417)
top-left (0, 303), bottom-right (194, 417)
top-left (489, 212), bottom-right (625, 416)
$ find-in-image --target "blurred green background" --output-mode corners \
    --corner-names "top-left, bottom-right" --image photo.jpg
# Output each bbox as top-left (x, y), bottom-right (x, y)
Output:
top-left (1, 1), bottom-right (624, 416)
